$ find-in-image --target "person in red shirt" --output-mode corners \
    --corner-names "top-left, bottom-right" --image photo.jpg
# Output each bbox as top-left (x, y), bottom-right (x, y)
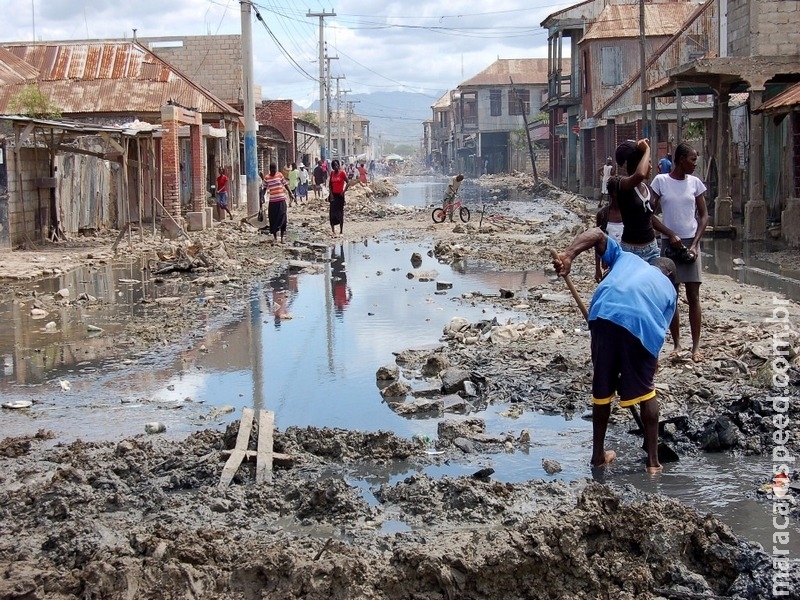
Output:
top-left (215, 167), bottom-right (232, 220)
top-left (328, 159), bottom-right (349, 237)
top-left (357, 163), bottom-right (368, 186)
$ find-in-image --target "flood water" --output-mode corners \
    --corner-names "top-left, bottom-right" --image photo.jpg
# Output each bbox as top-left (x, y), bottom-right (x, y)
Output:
top-left (0, 176), bottom-right (797, 555)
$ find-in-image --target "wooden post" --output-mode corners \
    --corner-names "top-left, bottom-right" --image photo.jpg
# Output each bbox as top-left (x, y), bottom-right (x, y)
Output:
top-left (510, 77), bottom-right (538, 183)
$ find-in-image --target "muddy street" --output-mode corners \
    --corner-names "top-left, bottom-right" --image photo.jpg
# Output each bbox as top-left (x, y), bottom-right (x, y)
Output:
top-left (0, 175), bottom-right (799, 599)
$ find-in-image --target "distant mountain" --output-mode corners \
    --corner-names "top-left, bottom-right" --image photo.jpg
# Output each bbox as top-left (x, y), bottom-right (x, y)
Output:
top-left (305, 91), bottom-right (444, 148)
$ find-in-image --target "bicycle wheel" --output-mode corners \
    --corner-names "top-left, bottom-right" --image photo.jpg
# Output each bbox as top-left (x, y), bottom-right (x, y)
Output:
top-left (459, 206), bottom-right (471, 223)
top-left (432, 207), bottom-right (446, 223)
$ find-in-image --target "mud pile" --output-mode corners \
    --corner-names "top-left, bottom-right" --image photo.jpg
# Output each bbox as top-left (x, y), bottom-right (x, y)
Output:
top-left (0, 427), bottom-right (788, 599)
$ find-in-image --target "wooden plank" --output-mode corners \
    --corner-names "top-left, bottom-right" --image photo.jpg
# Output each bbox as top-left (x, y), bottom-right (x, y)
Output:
top-left (220, 450), bottom-right (294, 467)
top-left (218, 408), bottom-right (255, 489)
top-left (256, 410), bottom-right (274, 484)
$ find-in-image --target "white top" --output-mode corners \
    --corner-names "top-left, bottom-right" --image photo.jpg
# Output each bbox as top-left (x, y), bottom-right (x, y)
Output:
top-left (606, 220), bottom-right (624, 243)
top-left (299, 169), bottom-right (309, 184)
top-left (601, 164), bottom-right (613, 193)
top-left (651, 173), bottom-right (707, 239)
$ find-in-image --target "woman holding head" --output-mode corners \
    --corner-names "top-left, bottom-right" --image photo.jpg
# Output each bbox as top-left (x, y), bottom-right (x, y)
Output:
top-left (650, 141), bottom-right (709, 362)
top-left (613, 138), bottom-right (663, 265)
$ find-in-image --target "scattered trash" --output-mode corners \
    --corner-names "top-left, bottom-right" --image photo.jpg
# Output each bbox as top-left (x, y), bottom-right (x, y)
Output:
top-left (2, 400), bottom-right (32, 410)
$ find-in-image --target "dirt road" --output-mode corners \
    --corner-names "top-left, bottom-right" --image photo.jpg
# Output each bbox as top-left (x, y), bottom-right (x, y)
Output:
top-left (0, 175), bottom-right (797, 599)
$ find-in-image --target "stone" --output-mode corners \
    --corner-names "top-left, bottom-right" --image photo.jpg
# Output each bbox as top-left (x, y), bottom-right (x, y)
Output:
top-left (699, 416), bottom-right (741, 451)
top-left (436, 281), bottom-right (453, 290)
top-left (440, 367), bottom-right (471, 394)
top-left (144, 422), bottom-right (166, 434)
top-left (380, 380), bottom-right (411, 399)
top-left (376, 364), bottom-right (399, 381)
top-left (542, 458), bottom-right (562, 475)
top-left (453, 437), bottom-right (474, 453)
top-left (421, 355), bottom-right (449, 377)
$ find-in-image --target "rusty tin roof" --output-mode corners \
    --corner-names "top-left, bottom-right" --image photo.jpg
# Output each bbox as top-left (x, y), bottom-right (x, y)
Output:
top-left (0, 41), bottom-right (240, 117)
top-left (459, 58), bottom-right (568, 88)
top-left (581, 2), bottom-right (700, 41)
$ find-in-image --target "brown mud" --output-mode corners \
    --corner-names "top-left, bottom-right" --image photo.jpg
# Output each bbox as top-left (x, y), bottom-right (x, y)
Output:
top-left (0, 175), bottom-right (798, 599)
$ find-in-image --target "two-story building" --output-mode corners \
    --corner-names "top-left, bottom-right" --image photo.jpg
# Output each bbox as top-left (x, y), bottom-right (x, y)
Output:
top-left (450, 58), bottom-right (563, 177)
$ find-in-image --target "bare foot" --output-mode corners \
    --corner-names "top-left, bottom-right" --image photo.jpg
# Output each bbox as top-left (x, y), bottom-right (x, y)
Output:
top-left (591, 449), bottom-right (616, 468)
top-left (691, 350), bottom-right (705, 363)
top-left (646, 465), bottom-right (663, 474)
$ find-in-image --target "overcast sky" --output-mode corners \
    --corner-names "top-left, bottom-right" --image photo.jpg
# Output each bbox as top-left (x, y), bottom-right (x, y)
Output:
top-left (3, 0), bottom-right (574, 108)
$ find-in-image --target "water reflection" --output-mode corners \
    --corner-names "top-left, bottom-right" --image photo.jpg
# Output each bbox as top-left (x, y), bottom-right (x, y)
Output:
top-left (330, 244), bottom-right (351, 316)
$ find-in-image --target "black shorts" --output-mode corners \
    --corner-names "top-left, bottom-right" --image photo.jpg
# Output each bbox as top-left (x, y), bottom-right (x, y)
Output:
top-left (589, 318), bottom-right (657, 407)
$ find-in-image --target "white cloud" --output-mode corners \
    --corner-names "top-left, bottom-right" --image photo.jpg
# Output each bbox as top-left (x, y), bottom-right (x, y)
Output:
top-left (2, 0), bottom-right (574, 105)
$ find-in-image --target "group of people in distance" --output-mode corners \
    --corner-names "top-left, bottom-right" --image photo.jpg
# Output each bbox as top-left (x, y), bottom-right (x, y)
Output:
top-left (553, 137), bottom-right (708, 475)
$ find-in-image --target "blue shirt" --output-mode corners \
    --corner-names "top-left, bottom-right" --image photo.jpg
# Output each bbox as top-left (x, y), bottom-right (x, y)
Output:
top-left (588, 237), bottom-right (677, 358)
top-left (659, 158), bottom-right (672, 174)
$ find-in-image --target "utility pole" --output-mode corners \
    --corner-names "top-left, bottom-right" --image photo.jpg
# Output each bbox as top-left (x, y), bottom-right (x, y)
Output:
top-left (639, 0), bottom-right (648, 138)
top-left (333, 76), bottom-right (346, 158)
top-left (348, 100), bottom-right (360, 161)
top-left (306, 9), bottom-right (335, 160)
top-left (241, 1), bottom-right (259, 215)
top-left (325, 52), bottom-right (338, 163)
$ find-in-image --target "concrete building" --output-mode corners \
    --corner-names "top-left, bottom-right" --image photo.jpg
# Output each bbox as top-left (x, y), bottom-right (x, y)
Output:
top-left (0, 40), bottom-right (243, 247)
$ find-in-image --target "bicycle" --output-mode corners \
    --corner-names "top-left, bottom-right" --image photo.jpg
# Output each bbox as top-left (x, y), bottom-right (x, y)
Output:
top-left (432, 197), bottom-right (470, 223)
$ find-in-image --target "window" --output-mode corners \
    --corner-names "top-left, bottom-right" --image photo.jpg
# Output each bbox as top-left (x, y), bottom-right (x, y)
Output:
top-left (490, 89), bottom-right (502, 116)
top-left (509, 89), bottom-right (530, 116)
top-left (600, 46), bottom-right (622, 86)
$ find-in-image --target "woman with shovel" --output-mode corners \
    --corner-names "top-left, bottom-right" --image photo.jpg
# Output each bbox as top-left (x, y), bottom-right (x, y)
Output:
top-left (552, 227), bottom-right (677, 474)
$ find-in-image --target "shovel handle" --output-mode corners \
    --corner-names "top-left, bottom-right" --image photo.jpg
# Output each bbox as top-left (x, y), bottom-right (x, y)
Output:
top-left (549, 249), bottom-right (589, 320)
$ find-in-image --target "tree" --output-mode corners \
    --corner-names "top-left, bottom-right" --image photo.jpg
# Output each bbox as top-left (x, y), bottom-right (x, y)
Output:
top-left (297, 111), bottom-right (319, 127)
top-left (8, 85), bottom-right (62, 119)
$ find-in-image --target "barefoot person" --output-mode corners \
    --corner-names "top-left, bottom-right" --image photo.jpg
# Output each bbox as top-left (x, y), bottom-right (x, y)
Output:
top-left (650, 141), bottom-right (709, 362)
top-left (443, 174), bottom-right (464, 222)
top-left (263, 163), bottom-right (291, 244)
top-left (215, 167), bottom-right (233, 220)
top-left (552, 227), bottom-right (677, 474)
top-left (328, 159), bottom-right (349, 237)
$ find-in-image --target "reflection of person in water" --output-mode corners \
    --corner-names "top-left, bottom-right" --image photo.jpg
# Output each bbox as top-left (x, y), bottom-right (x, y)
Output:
top-left (330, 244), bottom-right (351, 315)
top-left (268, 273), bottom-right (291, 328)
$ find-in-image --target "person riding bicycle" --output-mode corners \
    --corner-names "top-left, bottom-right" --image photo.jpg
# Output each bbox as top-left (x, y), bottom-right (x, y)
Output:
top-left (443, 174), bottom-right (464, 222)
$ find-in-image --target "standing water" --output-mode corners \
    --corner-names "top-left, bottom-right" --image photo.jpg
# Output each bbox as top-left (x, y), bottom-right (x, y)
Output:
top-left (0, 178), bottom-right (797, 554)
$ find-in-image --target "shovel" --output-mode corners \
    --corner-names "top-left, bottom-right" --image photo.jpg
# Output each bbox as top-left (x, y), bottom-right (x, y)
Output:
top-left (549, 249), bottom-right (679, 463)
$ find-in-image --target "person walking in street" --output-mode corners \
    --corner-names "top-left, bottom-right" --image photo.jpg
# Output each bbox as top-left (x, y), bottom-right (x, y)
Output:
top-left (312, 159), bottom-right (325, 200)
top-left (297, 163), bottom-right (309, 204)
top-left (659, 153), bottom-right (673, 175)
top-left (263, 163), bottom-right (291, 244)
top-left (598, 157), bottom-right (614, 207)
top-left (650, 141), bottom-right (709, 363)
top-left (614, 139), bottom-right (668, 264)
top-left (287, 163), bottom-right (299, 207)
top-left (357, 162), bottom-right (369, 186)
top-left (328, 159), bottom-right (349, 237)
top-left (215, 167), bottom-right (233, 220)
top-left (552, 227), bottom-right (677, 474)
top-left (594, 175), bottom-right (623, 283)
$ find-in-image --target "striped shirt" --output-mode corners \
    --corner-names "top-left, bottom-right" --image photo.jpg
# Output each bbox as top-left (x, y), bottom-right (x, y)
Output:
top-left (264, 173), bottom-right (288, 203)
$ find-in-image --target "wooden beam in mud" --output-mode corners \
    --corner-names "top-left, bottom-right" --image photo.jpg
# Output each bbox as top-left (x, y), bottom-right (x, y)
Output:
top-left (256, 410), bottom-right (274, 484)
top-left (218, 407), bottom-right (255, 489)
top-left (218, 409), bottom-right (285, 488)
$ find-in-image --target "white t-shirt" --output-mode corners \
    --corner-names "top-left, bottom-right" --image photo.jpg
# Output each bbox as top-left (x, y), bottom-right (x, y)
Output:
top-left (601, 164), bottom-right (613, 193)
top-left (651, 173), bottom-right (707, 239)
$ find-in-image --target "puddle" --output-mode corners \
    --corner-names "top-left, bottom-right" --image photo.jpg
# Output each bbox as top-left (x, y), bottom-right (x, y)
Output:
top-left (1, 181), bottom-right (798, 556)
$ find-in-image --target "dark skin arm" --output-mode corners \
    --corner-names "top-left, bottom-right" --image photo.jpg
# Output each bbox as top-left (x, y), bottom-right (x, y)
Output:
top-left (619, 139), bottom-right (651, 192)
top-left (651, 191), bottom-right (709, 253)
top-left (553, 227), bottom-right (608, 277)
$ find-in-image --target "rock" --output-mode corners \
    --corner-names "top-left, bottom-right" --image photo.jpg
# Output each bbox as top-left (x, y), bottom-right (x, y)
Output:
top-left (733, 258), bottom-right (745, 265)
top-left (440, 367), bottom-right (471, 394)
top-left (499, 288), bottom-right (514, 299)
top-left (30, 308), bottom-right (47, 317)
top-left (436, 281), bottom-right (453, 290)
top-left (44, 321), bottom-right (57, 331)
top-left (144, 422), bottom-right (166, 434)
top-left (56, 288), bottom-right (70, 299)
top-left (376, 364), bottom-right (399, 381)
top-left (453, 437), bottom-right (475, 453)
top-left (542, 458), bottom-right (563, 475)
top-left (421, 355), bottom-right (449, 377)
top-left (472, 467), bottom-right (494, 479)
top-left (115, 440), bottom-right (135, 455)
top-left (410, 252), bottom-right (422, 267)
top-left (462, 380), bottom-right (478, 397)
top-left (380, 380), bottom-right (411, 399)
top-left (519, 430), bottom-right (531, 444)
top-left (87, 324), bottom-right (103, 333)
top-left (699, 416), bottom-right (741, 451)
top-left (211, 498), bottom-right (232, 513)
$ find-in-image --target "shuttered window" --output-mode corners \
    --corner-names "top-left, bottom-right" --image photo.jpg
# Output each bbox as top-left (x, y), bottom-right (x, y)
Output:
top-left (600, 46), bottom-right (622, 86)
top-left (490, 89), bottom-right (502, 116)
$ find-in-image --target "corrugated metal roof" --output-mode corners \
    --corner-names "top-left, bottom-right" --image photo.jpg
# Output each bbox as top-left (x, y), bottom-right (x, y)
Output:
top-left (0, 42), bottom-right (240, 116)
top-left (582, 3), bottom-right (700, 41)
top-left (432, 91), bottom-right (450, 109)
top-left (0, 46), bottom-right (39, 85)
top-left (758, 83), bottom-right (800, 113)
top-left (459, 58), bottom-right (569, 88)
